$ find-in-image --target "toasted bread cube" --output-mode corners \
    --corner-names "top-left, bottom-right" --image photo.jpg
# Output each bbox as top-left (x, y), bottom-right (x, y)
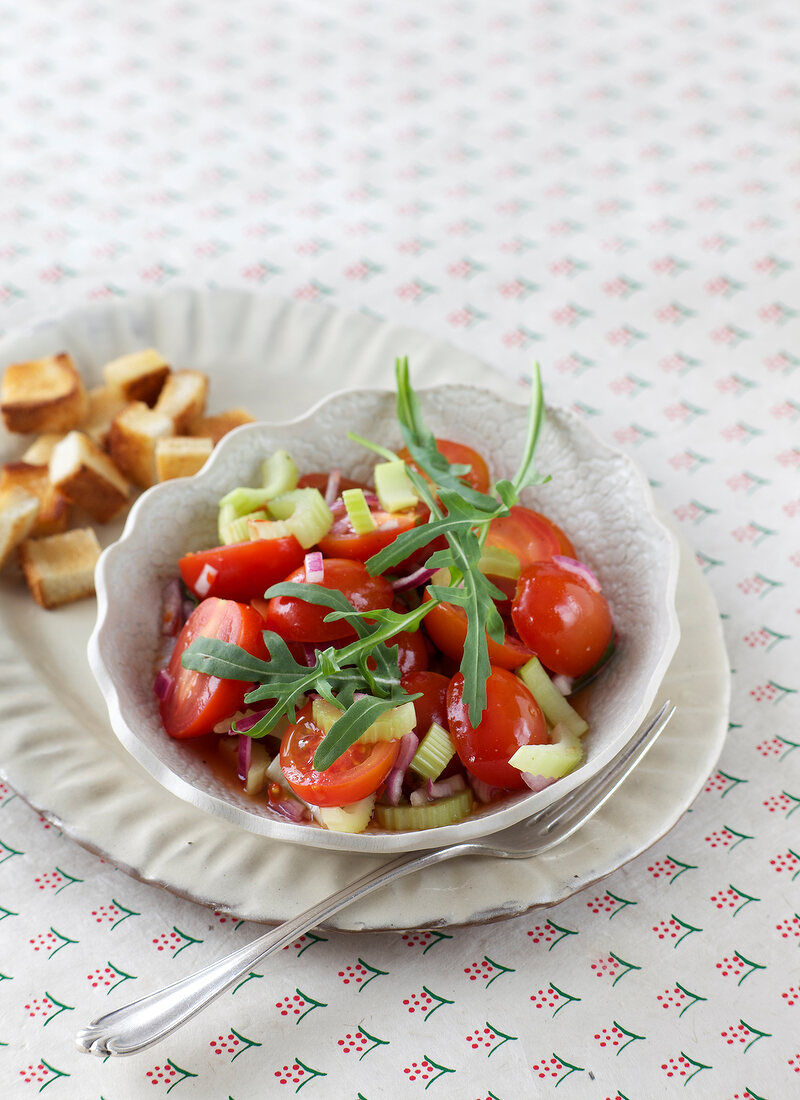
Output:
top-left (190, 407), bottom-right (255, 445)
top-left (154, 369), bottom-right (208, 434)
top-left (18, 527), bottom-right (101, 609)
top-left (82, 385), bottom-right (131, 449)
top-left (1, 353), bottom-right (89, 434)
top-left (49, 431), bottom-right (129, 523)
top-left (109, 402), bottom-right (174, 488)
top-left (0, 462), bottom-right (70, 536)
top-left (21, 433), bottom-right (66, 466)
top-left (102, 348), bottom-right (171, 406)
top-left (155, 436), bottom-right (214, 481)
top-left (0, 486), bottom-right (40, 569)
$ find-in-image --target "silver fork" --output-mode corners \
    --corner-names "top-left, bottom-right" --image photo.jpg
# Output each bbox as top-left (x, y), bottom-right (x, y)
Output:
top-left (77, 700), bottom-right (674, 1057)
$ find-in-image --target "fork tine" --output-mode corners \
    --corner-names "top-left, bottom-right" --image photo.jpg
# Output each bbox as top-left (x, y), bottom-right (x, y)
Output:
top-left (526, 700), bottom-right (675, 848)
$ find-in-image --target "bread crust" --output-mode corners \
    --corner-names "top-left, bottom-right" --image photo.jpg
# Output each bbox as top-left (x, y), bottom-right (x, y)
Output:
top-left (1, 353), bottom-right (89, 434)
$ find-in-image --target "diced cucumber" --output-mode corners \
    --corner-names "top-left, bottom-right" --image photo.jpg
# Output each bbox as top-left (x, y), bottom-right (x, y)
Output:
top-left (312, 794), bottom-right (376, 833)
top-left (260, 448), bottom-right (299, 498)
top-left (374, 788), bottom-right (474, 831)
top-left (517, 656), bottom-right (589, 738)
top-left (374, 459), bottom-right (418, 513)
top-left (250, 487), bottom-right (333, 548)
top-left (409, 721), bottom-right (456, 780)
top-left (342, 487), bottom-right (377, 534)
top-left (312, 697), bottom-right (417, 744)
top-left (477, 543), bottom-right (520, 580)
top-left (508, 723), bottom-right (583, 779)
top-left (220, 509), bottom-right (267, 545)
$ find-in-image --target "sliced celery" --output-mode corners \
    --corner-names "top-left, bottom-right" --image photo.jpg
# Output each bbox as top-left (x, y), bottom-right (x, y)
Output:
top-left (258, 487), bottom-right (333, 548)
top-left (477, 543), bottom-right (520, 581)
top-left (245, 741), bottom-right (272, 794)
top-left (517, 656), bottom-right (589, 738)
top-left (220, 509), bottom-right (267, 545)
top-left (374, 459), bottom-right (418, 512)
top-left (409, 721), bottom-right (456, 780)
top-left (260, 448), bottom-right (299, 498)
top-left (313, 794), bottom-right (376, 833)
top-left (374, 789), bottom-right (474, 831)
top-left (312, 697), bottom-right (417, 744)
top-left (342, 487), bottom-right (377, 534)
top-left (508, 722), bottom-right (582, 779)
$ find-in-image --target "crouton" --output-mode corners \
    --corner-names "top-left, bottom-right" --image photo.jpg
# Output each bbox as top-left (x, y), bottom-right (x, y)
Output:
top-left (1, 352), bottom-right (89, 434)
top-left (0, 462), bottom-right (70, 536)
top-left (190, 407), bottom-right (255, 445)
top-left (18, 527), bottom-right (101, 609)
top-left (155, 436), bottom-right (214, 481)
top-left (108, 402), bottom-right (174, 488)
top-left (154, 369), bottom-right (208, 434)
top-left (102, 348), bottom-right (171, 406)
top-left (49, 431), bottom-right (129, 523)
top-left (82, 385), bottom-right (131, 448)
top-left (21, 433), bottom-right (66, 466)
top-left (0, 486), bottom-right (40, 569)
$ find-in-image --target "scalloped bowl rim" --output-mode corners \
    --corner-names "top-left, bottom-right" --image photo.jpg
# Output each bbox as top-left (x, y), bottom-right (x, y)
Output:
top-left (89, 382), bottom-right (681, 854)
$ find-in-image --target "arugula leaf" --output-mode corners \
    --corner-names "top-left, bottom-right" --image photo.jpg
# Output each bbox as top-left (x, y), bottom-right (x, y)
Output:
top-left (313, 691), bottom-right (413, 771)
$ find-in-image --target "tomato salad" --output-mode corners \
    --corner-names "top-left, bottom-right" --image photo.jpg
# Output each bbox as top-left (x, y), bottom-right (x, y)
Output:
top-left (154, 362), bottom-right (615, 835)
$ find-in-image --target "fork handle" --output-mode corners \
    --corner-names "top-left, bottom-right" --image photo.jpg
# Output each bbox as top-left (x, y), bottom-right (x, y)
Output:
top-left (76, 846), bottom-right (459, 1057)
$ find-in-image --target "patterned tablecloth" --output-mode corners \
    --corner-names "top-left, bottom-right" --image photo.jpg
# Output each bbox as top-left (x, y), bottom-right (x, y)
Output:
top-left (1, 1), bottom-right (798, 1096)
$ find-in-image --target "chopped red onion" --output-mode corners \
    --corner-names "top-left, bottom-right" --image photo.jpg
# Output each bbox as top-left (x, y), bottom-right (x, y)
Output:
top-left (153, 668), bottom-right (173, 700)
top-left (410, 788), bottom-right (431, 807)
top-left (272, 797), bottom-right (307, 822)
top-left (395, 732), bottom-right (419, 773)
top-left (391, 566), bottom-right (436, 592)
top-left (467, 773), bottom-right (503, 804)
top-left (302, 644), bottom-right (319, 667)
top-left (553, 555), bottom-right (601, 592)
top-left (329, 498), bottom-right (347, 517)
top-left (160, 578), bottom-right (184, 636)
top-left (521, 773), bottom-right (557, 793)
top-left (237, 735), bottom-right (252, 781)
top-left (384, 768), bottom-right (405, 806)
top-left (383, 733), bottom-right (419, 806)
top-left (182, 598), bottom-right (196, 621)
top-left (194, 562), bottom-right (218, 597)
top-left (304, 551), bottom-right (324, 584)
top-left (324, 468), bottom-right (341, 506)
top-left (426, 774), bottom-right (466, 799)
top-left (234, 710), bottom-right (269, 733)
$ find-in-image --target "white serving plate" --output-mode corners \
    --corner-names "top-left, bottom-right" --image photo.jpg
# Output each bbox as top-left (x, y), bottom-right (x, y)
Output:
top-left (0, 288), bottom-right (726, 928)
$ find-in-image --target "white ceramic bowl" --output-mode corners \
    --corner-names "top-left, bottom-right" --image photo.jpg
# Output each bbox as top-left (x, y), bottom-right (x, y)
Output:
top-left (90, 381), bottom-right (680, 854)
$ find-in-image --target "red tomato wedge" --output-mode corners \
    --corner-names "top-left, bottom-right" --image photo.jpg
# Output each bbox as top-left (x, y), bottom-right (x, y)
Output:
top-left (484, 505), bottom-right (562, 571)
top-left (512, 559), bottom-right (613, 677)
top-left (317, 507), bottom-right (420, 562)
top-left (179, 537), bottom-right (305, 603)
top-left (399, 438), bottom-right (491, 494)
top-left (400, 670), bottom-right (450, 735)
top-left (159, 597), bottom-right (267, 739)
top-left (261, 558), bottom-right (394, 643)
top-left (280, 706), bottom-right (400, 806)
top-left (447, 666), bottom-right (548, 789)
top-left (421, 590), bottom-right (532, 670)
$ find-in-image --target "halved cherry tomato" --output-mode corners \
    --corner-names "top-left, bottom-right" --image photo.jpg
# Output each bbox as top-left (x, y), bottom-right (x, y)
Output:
top-left (280, 705), bottom-right (400, 806)
top-left (399, 438), bottom-right (491, 494)
top-left (421, 590), bottom-right (532, 670)
top-left (261, 558), bottom-right (394, 643)
top-left (484, 505), bottom-right (561, 571)
top-left (401, 670), bottom-right (450, 735)
top-left (159, 597), bottom-right (267, 739)
top-left (531, 511), bottom-right (576, 557)
top-left (317, 507), bottom-right (421, 563)
top-left (512, 560), bottom-right (613, 677)
top-left (447, 666), bottom-right (548, 789)
top-left (179, 536), bottom-right (305, 603)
